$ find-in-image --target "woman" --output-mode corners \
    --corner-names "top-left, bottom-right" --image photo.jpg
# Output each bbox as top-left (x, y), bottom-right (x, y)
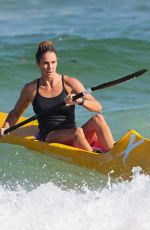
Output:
top-left (0, 41), bottom-right (114, 152)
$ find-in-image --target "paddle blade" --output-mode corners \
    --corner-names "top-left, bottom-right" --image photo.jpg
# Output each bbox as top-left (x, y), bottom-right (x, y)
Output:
top-left (91, 69), bottom-right (148, 91)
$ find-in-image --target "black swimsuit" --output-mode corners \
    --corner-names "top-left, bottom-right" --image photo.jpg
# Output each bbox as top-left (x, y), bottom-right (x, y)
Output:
top-left (32, 75), bottom-right (76, 141)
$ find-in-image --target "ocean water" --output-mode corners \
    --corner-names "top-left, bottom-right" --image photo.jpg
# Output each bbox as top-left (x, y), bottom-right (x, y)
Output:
top-left (0, 0), bottom-right (150, 229)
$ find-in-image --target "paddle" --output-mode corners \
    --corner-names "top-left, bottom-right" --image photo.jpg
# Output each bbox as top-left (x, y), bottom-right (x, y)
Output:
top-left (3, 68), bottom-right (147, 135)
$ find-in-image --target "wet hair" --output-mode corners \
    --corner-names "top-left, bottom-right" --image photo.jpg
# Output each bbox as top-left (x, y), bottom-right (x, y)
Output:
top-left (35, 41), bottom-right (57, 63)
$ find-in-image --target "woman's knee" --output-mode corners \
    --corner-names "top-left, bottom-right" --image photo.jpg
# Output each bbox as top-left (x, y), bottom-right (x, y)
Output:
top-left (74, 127), bottom-right (84, 137)
top-left (92, 114), bottom-right (106, 124)
top-left (73, 127), bottom-right (86, 142)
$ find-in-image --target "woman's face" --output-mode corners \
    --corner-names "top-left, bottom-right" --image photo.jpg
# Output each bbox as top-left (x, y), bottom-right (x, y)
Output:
top-left (37, 51), bottom-right (58, 78)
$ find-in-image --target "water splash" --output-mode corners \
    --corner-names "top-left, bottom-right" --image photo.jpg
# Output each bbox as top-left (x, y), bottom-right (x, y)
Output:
top-left (1, 171), bottom-right (150, 230)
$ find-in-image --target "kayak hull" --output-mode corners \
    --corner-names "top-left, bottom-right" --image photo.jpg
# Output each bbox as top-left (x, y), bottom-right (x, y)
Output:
top-left (0, 112), bottom-right (150, 179)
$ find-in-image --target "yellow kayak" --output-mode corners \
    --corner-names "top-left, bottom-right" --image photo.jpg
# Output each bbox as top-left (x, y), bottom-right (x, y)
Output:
top-left (0, 112), bottom-right (150, 179)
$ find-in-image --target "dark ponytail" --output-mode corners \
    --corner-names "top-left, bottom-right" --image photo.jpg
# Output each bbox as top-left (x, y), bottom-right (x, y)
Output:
top-left (35, 41), bottom-right (57, 63)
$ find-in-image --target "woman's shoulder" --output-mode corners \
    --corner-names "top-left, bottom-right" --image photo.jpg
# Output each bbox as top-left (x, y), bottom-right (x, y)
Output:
top-left (23, 79), bottom-right (38, 92)
top-left (63, 75), bottom-right (83, 86)
top-left (19, 79), bottom-right (39, 101)
top-left (63, 75), bottom-right (85, 93)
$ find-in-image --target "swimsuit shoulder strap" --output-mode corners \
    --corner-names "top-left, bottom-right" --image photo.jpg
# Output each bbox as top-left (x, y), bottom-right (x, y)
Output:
top-left (61, 74), bottom-right (68, 94)
top-left (62, 74), bottom-right (65, 88)
top-left (37, 78), bottom-right (40, 91)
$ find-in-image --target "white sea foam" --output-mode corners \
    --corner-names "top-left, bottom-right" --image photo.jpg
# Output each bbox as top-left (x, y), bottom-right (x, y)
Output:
top-left (0, 172), bottom-right (150, 230)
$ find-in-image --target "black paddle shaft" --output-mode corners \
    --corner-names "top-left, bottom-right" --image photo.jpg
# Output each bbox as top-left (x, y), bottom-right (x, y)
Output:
top-left (73, 69), bottom-right (147, 100)
top-left (4, 69), bottom-right (147, 135)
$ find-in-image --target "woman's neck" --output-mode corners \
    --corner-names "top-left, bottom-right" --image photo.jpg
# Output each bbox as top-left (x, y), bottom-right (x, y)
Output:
top-left (40, 73), bottom-right (61, 88)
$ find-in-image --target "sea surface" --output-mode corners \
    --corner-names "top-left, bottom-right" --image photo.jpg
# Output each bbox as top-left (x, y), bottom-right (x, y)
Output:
top-left (0, 0), bottom-right (150, 229)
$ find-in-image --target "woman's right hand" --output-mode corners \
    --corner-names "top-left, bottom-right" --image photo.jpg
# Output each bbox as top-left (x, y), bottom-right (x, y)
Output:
top-left (0, 128), bottom-right (7, 138)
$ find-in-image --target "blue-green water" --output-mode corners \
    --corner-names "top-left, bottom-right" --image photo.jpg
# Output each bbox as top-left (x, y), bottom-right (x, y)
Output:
top-left (0, 0), bottom-right (150, 229)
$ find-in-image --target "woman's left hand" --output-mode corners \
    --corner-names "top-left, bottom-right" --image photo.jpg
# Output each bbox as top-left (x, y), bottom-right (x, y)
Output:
top-left (64, 94), bottom-right (75, 106)
top-left (65, 94), bottom-right (84, 106)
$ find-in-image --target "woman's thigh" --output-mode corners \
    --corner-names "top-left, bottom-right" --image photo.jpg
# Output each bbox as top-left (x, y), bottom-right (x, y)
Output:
top-left (45, 128), bottom-right (76, 145)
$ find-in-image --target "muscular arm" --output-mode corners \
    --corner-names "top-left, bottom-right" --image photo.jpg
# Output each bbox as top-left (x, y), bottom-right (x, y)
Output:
top-left (2, 84), bottom-right (32, 129)
top-left (64, 76), bottom-right (102, 113)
